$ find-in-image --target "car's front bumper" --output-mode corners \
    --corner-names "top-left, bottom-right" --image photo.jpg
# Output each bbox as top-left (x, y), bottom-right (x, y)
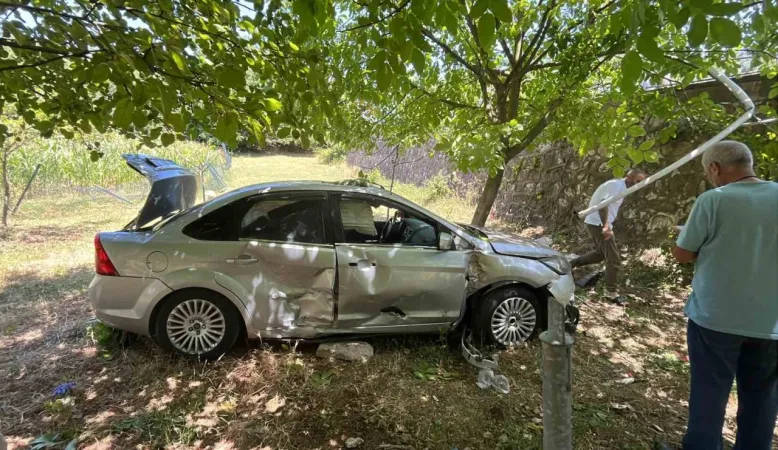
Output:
top-left (89, 275), bottom-right (172, 336)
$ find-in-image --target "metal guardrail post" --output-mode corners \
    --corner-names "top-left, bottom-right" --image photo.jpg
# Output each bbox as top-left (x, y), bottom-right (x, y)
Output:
top-left (11, 163), bottom-right (41, 215)
top-left (541, 299), bottom-right (574, 450)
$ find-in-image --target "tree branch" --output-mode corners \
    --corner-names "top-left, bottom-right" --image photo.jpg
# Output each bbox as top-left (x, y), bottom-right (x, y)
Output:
top-left (0, 38), bottom-right (92, 56)
top-left (0, 1), bottom-right (84, 21)
top-left (0, 54), bottom-right (74, 72)
top-left (339, 0), bottom-right (411, 32)
top-left (504, 98), bottom-right (562, 161)
top-left (409, 82), bottom-right (480, 110)
top-left (421, 28), bottom-right (483, 77)
top-left (506, 0), bottom-right (555, 85)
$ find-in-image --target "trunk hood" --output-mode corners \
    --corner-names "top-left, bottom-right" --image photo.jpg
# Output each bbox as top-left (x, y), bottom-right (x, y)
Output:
top-left (465, 225), bottom-right (560, 259)
top-left (123, 154), bottom-right (197, 230)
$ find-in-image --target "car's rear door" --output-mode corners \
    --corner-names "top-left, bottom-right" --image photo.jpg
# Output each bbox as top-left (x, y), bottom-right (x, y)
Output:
top-left (183, 191), bottom-right (337, 334)
top-left (331, 193), bottom-right (469, 331)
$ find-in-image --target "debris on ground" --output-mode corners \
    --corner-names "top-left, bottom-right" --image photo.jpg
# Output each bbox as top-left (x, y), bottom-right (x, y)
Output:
top-left (475, 368), bottom-right (510, 394)
top-left (316, 342), bottom-right (374, 362)
top-left (345, 437), bottom-right (364, 448)
top-left (52, 382), bottom-right (75, 398)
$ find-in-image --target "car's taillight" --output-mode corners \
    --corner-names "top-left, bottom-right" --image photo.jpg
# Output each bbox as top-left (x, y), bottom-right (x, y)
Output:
top-left (94, 234), bottom-right (119, 276)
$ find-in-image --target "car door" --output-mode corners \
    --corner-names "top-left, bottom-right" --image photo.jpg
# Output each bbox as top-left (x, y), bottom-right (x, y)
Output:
top-left (331, 193), bottom-right (469, 331)
top-left (184, 191), bottom-right (337, 334)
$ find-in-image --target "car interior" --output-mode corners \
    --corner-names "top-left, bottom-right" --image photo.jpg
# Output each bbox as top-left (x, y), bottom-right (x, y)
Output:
top-left (339, 198), bottom-right (437, 247)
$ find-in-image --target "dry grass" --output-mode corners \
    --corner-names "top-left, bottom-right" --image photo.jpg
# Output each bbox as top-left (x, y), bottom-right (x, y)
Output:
top-left (0, 152), bottom-right (761, 449)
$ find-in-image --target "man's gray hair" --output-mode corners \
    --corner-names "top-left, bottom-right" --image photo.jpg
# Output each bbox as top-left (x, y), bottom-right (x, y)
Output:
top-left (702, 140), bottom-right (753, 169)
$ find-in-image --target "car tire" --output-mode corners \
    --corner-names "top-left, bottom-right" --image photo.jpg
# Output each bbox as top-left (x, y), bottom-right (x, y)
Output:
top-left (473, 286), bottom-right (545, 346)
top-left (153, 289), bottom-right (241, 359)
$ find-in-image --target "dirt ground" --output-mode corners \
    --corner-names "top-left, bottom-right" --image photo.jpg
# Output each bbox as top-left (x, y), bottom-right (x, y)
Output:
top-left (0, 154), bottom-right (764, 449)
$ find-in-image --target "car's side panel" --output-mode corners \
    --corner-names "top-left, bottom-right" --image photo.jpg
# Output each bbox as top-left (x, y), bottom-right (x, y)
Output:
top-left (89, 274), bottom-right (172, 336)
top-left (215, 240), bottom-right (337, 333)
top-left (335, 244), bottom-right (469, 329)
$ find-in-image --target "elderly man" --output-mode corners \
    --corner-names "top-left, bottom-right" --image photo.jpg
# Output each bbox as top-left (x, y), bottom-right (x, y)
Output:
top-left (670, 141), bottom-right (778, 450)
top-left (570, 169), bottom-right (646, 304)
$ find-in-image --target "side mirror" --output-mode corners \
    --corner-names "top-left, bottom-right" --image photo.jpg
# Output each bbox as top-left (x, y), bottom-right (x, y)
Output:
top-left (438, 232), bottom-right (453, 250)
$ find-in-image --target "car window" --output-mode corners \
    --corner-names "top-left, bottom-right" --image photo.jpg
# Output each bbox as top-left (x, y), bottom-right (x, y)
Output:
top-left (338, 197), bottom-right (437, 247)
top-left (240, 198), bottom-right (325, 244)
top-left (182, 202), bottom-right (242, 241)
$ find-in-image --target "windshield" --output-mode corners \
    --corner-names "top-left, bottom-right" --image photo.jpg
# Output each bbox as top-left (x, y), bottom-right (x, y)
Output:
top-left (458, 223), bottom-right (489, 240)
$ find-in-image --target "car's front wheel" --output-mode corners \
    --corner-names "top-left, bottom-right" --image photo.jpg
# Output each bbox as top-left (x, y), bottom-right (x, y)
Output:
top-left (474, 286), bottom-right (544, 346)
top-left (154, 290), bottom-right (241, 359)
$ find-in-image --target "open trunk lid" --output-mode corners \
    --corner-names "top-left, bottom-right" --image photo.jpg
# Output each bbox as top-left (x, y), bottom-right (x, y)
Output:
top-left (123, 154), bottom-right (197, 230)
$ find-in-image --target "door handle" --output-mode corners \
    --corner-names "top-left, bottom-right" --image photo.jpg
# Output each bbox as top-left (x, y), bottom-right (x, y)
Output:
top-left (226, 255), bottom-right (258, 265)
top-left (348, 259), bottom-right (376, 270)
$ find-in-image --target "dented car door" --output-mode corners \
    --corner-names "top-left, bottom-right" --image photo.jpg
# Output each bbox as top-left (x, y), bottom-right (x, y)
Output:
top-left (212, 192), bottom-right (337, 334)
top-left (331, 194), bottom-right (469, 330)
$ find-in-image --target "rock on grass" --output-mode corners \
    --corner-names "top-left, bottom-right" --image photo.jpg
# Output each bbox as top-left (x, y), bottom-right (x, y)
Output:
top-left (316, 342), bottom-right (373, 362)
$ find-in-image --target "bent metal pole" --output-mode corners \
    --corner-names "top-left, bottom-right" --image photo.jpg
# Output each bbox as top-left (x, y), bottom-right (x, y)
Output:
top-left (577, 68), bottom-right (756, 219)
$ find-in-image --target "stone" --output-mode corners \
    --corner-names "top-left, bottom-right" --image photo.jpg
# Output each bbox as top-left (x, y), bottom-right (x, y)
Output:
top-left (316, 342), bottom-right (373, 362)
top-left (345, 437), bottom-right (364, 448)
top-left (498, 435), bottom-right (509, 444)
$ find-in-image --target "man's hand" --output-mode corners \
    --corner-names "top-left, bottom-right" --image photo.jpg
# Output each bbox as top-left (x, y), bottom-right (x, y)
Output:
top-left (602, 226), bottom-right (614, 241)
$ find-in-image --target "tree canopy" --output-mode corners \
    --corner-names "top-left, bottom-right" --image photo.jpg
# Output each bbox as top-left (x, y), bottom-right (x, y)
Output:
top-left (331, 0), bottom-right (778, 224)
top-left (1, 0), bottom-right (776, 225)
top-left (0, 0), bottom-right (337, 150)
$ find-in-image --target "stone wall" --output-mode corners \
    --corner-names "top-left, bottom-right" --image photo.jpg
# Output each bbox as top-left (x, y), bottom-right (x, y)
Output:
top-left (492, 139), bottom-right (707, 240)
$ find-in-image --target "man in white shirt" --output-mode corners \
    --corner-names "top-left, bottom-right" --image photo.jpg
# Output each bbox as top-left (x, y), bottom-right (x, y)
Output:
top-left (570, 169), bottom-right (646, 304)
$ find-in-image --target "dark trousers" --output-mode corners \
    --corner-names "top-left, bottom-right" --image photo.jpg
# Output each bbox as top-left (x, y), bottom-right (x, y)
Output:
top-left (570, 224), bottom-right (621, 292)
top-left (684, 320), bottom-right (778, 450)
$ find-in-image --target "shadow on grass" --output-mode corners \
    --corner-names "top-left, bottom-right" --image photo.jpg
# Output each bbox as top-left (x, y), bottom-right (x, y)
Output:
top-left (0, 264), bottom-right (701, 450)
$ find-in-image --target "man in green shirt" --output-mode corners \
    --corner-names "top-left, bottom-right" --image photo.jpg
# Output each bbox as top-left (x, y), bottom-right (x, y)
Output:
top-left (669, 141), bottom-right (778, 450)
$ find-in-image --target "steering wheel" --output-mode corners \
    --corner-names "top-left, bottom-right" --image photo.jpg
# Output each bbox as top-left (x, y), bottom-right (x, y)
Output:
top-left (379, 216), bottom-right (396, 244)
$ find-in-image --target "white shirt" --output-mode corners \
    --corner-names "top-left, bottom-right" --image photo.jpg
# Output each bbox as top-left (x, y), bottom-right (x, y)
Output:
top-left (584, 178), bottom-right (626, 226)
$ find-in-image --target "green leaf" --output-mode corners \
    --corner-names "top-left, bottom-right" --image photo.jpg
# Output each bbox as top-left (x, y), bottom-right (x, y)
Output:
top-left (709, 17), bottom-right (741, 47)
top-left (687, 15), bottom-right (708, 47)
top-left (689, 0), bottom-right (713, 9)
top-left (277, 127), bottom-right (291, 138)
top-left (477, 13), bottom-right (496, 49)
top-left (411, 47), bottom-right (426, 73)
top-left (93, 63), bottom-right (111, 83)
top-left (289, 42), bottom-right (300, 52)
top-left (470, 0), bottom-right (489, 19)
top-left (112, 97), bottom-right (135, 130)
top-left (627, 148), bottom-right (644, 164)
top-left (161, 133), bottom-right (175, 146)
top-left (159, 87), bottom-right (174, 117)
top-left (628, 124), bottom-right (646, 137)
top-left (645, 151), bottom-right (659, 163)
top-left (167, 113), bottom-right (185, 133)
top-left (668, 6), bottom-right (690, 29)
top-left (217, 67), bottom-right (245, 89)
top-left (637, 34), bottom-right (664, 63)
top-left (638, 139), bottom-right (656, 151)
top-left (620, 51), bottom-right (643, 95)
top-left (170, 51), bottom-right (188, 73)
top-left (490, 0), bottom-right (513, 22)
top-left (769, 87), bottom-right (778, 99)
top-left (264, 98), bottom-right (283, 112)
top-left (90, 150), bottom-right (103, 162)
top-left (709, 2), bottom-right (745, 16)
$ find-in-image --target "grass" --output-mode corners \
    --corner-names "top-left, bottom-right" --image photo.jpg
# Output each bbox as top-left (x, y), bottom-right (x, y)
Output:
top-left (0, 151), bottom-right (765, 449)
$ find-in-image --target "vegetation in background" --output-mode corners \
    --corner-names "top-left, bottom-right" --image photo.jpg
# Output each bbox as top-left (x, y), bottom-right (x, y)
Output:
top-left (332, 0), bottom-right (777, 225)
top-left (5, 129), bottom-right (221, 189)
top-left (0, 0), bottom-right (336, 149)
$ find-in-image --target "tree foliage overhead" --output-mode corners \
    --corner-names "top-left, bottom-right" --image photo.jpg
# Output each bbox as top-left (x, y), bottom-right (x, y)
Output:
top-left (0, 0), bottom-right (337, 149)
top-left (332, 0), bottom-right (778, 224)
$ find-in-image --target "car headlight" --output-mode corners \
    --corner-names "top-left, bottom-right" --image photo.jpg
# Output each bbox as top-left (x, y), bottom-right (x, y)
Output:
top-left (540, 255), bottom-right (571, 274)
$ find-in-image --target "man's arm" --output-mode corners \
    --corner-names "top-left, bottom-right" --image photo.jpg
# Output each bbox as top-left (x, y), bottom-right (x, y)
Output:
top-left (599, 207), bottom-right (613, 240)
top-left (672, 245), bottom-right (697, 263)
top-left (673, 196), bottom-right (710, 264)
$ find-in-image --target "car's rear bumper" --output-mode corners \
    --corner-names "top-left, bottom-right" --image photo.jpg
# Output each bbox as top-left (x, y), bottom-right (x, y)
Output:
top-left (89, 275), bottom-right (173, 336)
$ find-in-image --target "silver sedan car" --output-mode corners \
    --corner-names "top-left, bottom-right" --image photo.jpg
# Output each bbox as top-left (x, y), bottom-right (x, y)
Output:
top-left (89, 155), bottom-right (576, 358)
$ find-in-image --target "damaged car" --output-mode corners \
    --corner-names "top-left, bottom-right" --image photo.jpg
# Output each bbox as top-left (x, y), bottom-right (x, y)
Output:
top-left (89, 154), bottom-right (578, 358)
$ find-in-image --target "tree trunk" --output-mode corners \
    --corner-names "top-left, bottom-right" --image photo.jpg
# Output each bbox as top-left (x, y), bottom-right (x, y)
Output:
top-left (471, 168), bottom-right (504, 226)
top-left (2, 150), bottom-right (10, 230)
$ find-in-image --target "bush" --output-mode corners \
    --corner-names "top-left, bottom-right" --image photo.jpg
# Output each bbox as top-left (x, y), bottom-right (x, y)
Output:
top-left (316, 145), bottom-right (349, 164)
top-left (423, 173), bottom-right (453, 203)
